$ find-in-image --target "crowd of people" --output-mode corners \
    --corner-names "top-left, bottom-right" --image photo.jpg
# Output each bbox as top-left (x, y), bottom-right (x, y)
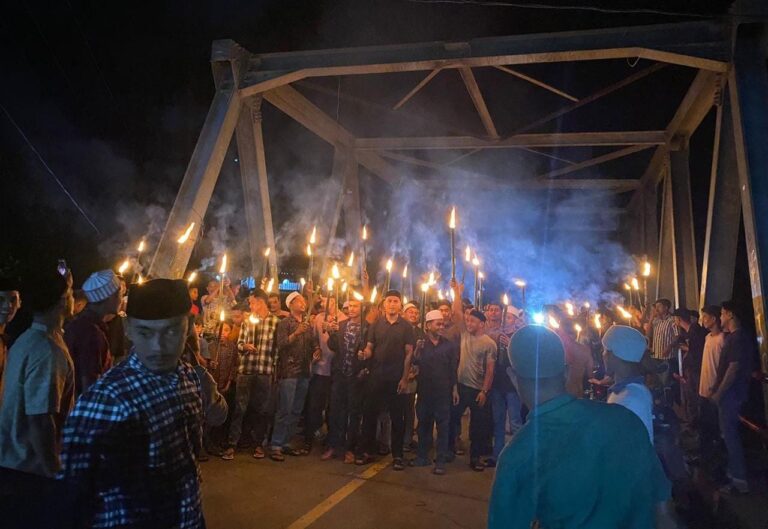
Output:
top-left (0, 261), bottom-right (760, 528)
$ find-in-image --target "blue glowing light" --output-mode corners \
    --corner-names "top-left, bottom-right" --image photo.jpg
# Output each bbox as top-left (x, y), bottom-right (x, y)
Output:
top-left (532, 312), bottom-right (545, 324)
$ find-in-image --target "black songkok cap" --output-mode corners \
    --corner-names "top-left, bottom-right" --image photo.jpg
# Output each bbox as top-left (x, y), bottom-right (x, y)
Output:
top-left (384, 289), bottom-right (402, 300)
top-left (468, 309), bottom-right (487, 322)
top-left (127, 279), bottom-right (191, 319)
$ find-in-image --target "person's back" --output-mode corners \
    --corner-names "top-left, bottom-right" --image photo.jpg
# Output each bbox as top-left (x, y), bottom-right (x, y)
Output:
top-left (490, 396), bottom-right (670, 529)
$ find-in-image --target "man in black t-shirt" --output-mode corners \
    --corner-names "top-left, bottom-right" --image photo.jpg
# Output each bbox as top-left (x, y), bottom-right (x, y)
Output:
top-left (359, 290), bottom-right (415, 470)
top-left (712, 301), bottom-right (756, 494)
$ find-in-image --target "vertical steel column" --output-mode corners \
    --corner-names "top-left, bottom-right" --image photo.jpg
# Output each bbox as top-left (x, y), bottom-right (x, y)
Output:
top-left (700, 89), bottom-right (741, 306)
top-left (730, 22), bottom-right (768, 418)
top-left (149, 75), bottom-right (241, 279)
top-left (235, 96), bottom-right (277, 279)
top-left (657, 165), bottom-right (678, 305)
top-left (669, 148), bottom-right (700, 309)
top-left (643, 183), bottom-right (659, 302)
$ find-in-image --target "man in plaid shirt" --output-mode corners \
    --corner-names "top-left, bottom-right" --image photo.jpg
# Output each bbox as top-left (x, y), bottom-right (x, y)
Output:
top-left (222, 288), bottom-right (279, 460)
top-left (58, 279), bottom-right (223, 529)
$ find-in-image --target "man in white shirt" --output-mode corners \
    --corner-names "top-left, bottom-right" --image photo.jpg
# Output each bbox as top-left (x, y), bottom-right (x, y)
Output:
top-left (697, 305), bottom-right (725, 465)
top-left (602, 325), bottom-right (654, 442)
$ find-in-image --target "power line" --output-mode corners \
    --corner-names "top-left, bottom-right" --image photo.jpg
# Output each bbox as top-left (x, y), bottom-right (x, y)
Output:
top-left (0, 103), bottom-right (101, 235)
top-left (405, 0), bottom-right (716, 18)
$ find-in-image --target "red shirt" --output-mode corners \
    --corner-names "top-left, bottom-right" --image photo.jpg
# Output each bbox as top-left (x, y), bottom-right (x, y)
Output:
top-left (64, 308), bottom-right (112, 395)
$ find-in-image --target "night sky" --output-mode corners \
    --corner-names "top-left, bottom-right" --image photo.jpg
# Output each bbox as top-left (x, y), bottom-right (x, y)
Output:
top-left (0, 0), bottom-right (737, 289)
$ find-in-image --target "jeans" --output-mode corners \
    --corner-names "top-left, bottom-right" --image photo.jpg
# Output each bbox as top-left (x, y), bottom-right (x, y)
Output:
top-left (717, 391), bottom-right (747, 482)
top-left (449, 384), bottom-right (492, 459)
top-left (271, 377), bottom-right (310, 449)
top-left (490, 388), bottom-right (523, 459)
top-left (227, 374), bottom-right (273, 448)
top-left (327, 373), bottom-right (367, 454)
top-left (416, 389), bottom-right (451, 462)
top-left (305, 374), bottom-right (332, 443)
top-left (363, 379), bottom-right (407, 459)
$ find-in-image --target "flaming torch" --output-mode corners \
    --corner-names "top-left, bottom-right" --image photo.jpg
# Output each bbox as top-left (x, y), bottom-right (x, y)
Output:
top-left (641, 259), bottom-right (651, 307)
top-left (177, 222), bottom-right (195, 244)
top-left (369, 286), bottom-right (378, 305)
top-left (478, 271), bottom-right (485, 309)
top-left (574, 323), bottom-right (582, 342)
top-left (420, 282), bottom-right (429, 330)
top-left (219, 253), bottom-right (228, 300)
top-left (631, 277), bottom-right (640, 309)
top-left (361, 225), bottom-right (368, 274)
top-left (118, 259), bottom-right (130, 276)
top-left (137, 239), bottom-right (146, 270)
top-left (332, 263), bottom-right (341, 310)
top-left (385, 258), bottom-right (393, 292)
top-left (502, 293), bottom-right (509, 328)
top-left (449, 207), bottom-right (457, 280)
top-left (306, 244), bottom-right (313, 282)
top-left (262, 247), bottom-right (271, 280)
top-left (187, 271), bottom-right (197, 284)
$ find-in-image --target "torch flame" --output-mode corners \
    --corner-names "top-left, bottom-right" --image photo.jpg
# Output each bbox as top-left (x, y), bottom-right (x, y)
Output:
top-left (327, 277), bottom-right (334, 292)
top-left (548, 315), bottom-right (560, 329)
top-left (219, 254), bottom-right (228, 275)
top-left (300, 277), bottom-right (306, 287)
top-left (266, 278), bottom-right (274, 293)
top-left (574, 323), bottom-right (582, 333)
top-left (352, 290), bottom-right (364, 301)
top-left (369, 286), bottom-right (378, 304)
top-left (631, 277), bottom-right (640, 291)
top-left (118, 259), bottom-right (130, 275)
top-left (402, 264), bottom-right (408, 278)
top-left (594, 314), bottom-right (602, 329)
top-left (264, 247), bottom-right (271, 257)
top-left (514, 279), bottom-right (526, 288)
top-left (177, 222), bottom-right (195, 244)
top-left (219, 310), bottom-right (226, 322)
top-left (306, 244), bottom-right (312, 256)
top-left (187, 271), bottom-right (197, 283)
top-left (502, 293), bottom-right (509, 306)
top-left (642, 261), bottom-right (651, 277)
top-left (420, 283), bottom-right (429, 293)
top-left (449, 207), bottom-right (456, 229)
top-left (403, 295), bottom-right (409, 304)
top-left (565, 302), bottom-right (575, 316)
top-left (309, 225), bottom-right (317, 245)
top-left (584, 302), bottom-right (591, 309)
top-left (137, 239), bottom-right (146, 253)
top-left (478, 271), bottom-right (484, 280)
top-left (472, 255), bottom-right (480, 267)
top-left (341, 282), bottom-right (348, 292)
top-left (249, 314), bottom-right (259, 325)
top-left (362, 225), bottom-right (368, 241)
top-left (449, 288), bottom-right (456, 302)
top-left (623, 283), bottom-right (631, 291)
top-left (617, 306), bottom-right (632, 320)
top-left (428, 272), bottom-right (436, 285)
top-left (438, 290), bottom-right (444, 300)
top-left (347, 251), bottom-right (354, 267)
top-left (465, 245), bottom-right (471, 262)
top-left (386, 259), bottom-right (393, 272)
top-left (332, 263), bottom-right (341, 279)
top-left (136, 274), bottom-right (144, 285)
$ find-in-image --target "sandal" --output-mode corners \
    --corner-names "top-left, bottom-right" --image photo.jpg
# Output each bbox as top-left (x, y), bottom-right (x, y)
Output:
top-left (253, 447), bottom-right (266, 459)
top-left (286, 447), bottom-right (309, 456)
top-left (270, 449), bottom-right (285, 462)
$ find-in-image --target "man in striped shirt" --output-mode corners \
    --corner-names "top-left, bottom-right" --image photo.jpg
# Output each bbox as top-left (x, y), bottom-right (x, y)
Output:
top-left (649, 298), bottom-right (678, 360)
top-left (222, 289), bottom-right (279, 460)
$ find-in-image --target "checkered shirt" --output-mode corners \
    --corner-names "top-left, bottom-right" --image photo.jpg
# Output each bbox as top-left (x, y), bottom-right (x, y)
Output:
top-left (236, 313), bottom-right (279, 375)
top-left (58, 353), bottom-right (204, 528)
top-left (651, 315), bottom-right (679, 360)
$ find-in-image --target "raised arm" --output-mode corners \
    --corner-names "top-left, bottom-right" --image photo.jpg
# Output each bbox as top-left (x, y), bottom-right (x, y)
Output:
top-left (450, 278), bottom-right (466, 332)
